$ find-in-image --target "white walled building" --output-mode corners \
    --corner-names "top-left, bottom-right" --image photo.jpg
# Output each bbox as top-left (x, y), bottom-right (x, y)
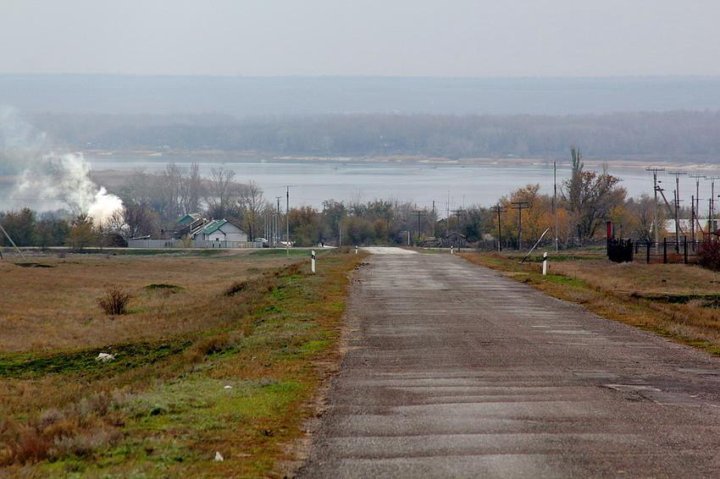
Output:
top-left (198, 219), bottom-right (248, 243)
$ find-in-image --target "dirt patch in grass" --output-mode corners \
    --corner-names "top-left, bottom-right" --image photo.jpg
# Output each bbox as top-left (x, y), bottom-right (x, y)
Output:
top-left (14, 262), bottom-right (56, 268)
top-left (461, 251), bottom-right (720, 356)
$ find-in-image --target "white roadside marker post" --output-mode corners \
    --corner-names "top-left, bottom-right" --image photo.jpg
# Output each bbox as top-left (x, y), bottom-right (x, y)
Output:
top-left (542, 251), bottom-right (548, 276)
top-left (355, 245), bottom-right (358, 254)
top-left (450, 246), bottom-right (454, 255)
top-left (311, 250), bottom-right (316, 274)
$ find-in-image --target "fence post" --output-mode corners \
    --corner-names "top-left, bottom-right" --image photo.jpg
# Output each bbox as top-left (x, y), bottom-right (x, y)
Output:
top-left (684, 236), bottom-right (688, 264)
top-left (663, 238), bottom-right (667, 264)
top-left (646, 241), bottom-right (651, 264)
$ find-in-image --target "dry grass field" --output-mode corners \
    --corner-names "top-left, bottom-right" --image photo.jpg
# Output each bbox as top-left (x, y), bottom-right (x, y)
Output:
top-left (0, 250), bottom-right (301, 352)
top-left (0, 248), bottom-right (364, 477)
top-left (462, 251), bottom-right (720, 356)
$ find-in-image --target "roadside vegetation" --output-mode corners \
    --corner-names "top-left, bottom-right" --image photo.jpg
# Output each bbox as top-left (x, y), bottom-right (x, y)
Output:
top-left (461, 250), bottom-right (720, 356)
top-left (0, 248), bottom-right (364, 477)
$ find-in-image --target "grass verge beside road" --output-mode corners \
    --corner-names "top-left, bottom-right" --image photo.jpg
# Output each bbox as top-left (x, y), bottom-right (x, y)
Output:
top-left (0, 249), bottom-right (364, 477)
top-left (461, 251), bottom-right (720, 356)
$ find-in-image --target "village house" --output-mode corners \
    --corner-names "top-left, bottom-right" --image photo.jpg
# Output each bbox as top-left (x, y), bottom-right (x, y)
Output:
top-left (198, 219), bottom-right (248, 243)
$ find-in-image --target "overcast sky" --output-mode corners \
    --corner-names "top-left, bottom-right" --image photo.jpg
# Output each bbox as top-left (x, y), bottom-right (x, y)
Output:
top-left (1, 0), bottom-right (718, 77)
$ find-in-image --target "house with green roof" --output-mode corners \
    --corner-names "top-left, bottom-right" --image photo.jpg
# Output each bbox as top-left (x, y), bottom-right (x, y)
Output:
top-left (198, 219), bottom-right (248, 243)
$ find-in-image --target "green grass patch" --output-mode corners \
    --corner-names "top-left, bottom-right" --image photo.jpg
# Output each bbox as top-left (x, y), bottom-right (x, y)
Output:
top-left (0, 340), bottom-right (190, 379)
top-left (541, 274), bottom-right (588, 288)
top-left (144, 283), bottom-right (184, 293)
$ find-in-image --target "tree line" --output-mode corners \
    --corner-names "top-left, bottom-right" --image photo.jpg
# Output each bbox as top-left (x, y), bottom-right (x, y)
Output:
top-left (26, 110), bottom-right (720, 162)
top-left (1, 152), bottom-right (671, 250)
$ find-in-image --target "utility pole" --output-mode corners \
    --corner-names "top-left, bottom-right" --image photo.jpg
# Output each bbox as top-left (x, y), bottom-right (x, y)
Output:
top-left (708, 177), bottom-right (720, 237)
top-left (668, 171), bottom-right (686, 251)
top-left (690, 175), bottom-right (704, 245)
top-left (446, 191), bottom-right (450, 237)
top-left (286, 186), bottom-right (290, 256)
top-left (275, 196), bottom-right (281, 247)
top-left (553, 160), bottom-right (559, 252)
top-left (672, 189), bottom-right (681, 252)
top-left (0, 223), bottom-right (25, 258)
top-left (511, 201), bottom-right (529, 250)
top-left (647, 167), bottom-right (665, 252)
top-left (413, 210), bottom-right (427, 245)
top-left (494, 204), bottom-right (505, 252)
top-left (451, 209), bottom-right (465, 249)
top-left (432, 200), bottom-right (436, 238)
top-left (691, 194), bottom-right (695, 247)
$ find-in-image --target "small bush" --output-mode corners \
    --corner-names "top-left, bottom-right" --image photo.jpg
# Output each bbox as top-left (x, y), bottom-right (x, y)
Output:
top-left (224, 281), bottom-right (247, 296)
top-left (97, 287), bottom-right (131, 315)
top-left (191, 334), bottom-right (235, 358)
top-left (698, 241), bottom-right (720, 271)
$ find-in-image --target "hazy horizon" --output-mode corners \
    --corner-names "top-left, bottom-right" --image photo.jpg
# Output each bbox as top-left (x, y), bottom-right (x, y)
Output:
top-left (3, 75), bottom-right (720, 116)
top-left (2, 1), bottom-right (720, 77)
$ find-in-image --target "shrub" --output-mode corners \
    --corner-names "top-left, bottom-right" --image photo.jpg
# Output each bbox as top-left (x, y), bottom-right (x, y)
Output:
top-left (698, 241), bottom-right (720, 271)
top-left (224, 281), bottom-right (247, 297)
top-left (97, 287), bottom-right (131, 315)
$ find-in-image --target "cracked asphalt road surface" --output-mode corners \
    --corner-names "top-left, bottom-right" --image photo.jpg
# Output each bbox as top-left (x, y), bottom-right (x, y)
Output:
top-left (298, 249), bottom-right (720, 478)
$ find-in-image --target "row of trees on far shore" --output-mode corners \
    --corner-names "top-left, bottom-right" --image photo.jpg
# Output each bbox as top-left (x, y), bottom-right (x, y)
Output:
top-left (1, 152), bottom-right (673, 250)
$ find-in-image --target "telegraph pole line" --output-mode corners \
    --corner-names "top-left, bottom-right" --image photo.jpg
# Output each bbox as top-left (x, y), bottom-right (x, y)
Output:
top-left (494, 204), bottom-right (505, 252)
top-left (511, 201), bottom-right (529, 250)
top-left (647, 167), bottom-right (665, 252)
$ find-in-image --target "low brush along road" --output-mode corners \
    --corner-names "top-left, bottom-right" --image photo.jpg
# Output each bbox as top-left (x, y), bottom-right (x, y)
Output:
top-left (298, 248), bottom-right (720, 478)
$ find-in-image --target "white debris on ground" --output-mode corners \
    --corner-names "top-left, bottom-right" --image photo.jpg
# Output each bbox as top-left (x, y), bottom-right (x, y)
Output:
top-left (214, 451), bottom-right (224, 462)
top-left (224, 385), bottom-right (233, 389)
top-left (95, 353), bottom-right (115, 362)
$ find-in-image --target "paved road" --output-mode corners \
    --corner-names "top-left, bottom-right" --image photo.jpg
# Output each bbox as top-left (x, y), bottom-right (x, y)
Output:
top-left (298, 249), bottom-right (720, 478)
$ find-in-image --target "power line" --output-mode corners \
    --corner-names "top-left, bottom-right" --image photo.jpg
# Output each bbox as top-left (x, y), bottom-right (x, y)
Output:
top-left (510, 201), bottom-right (529, 250)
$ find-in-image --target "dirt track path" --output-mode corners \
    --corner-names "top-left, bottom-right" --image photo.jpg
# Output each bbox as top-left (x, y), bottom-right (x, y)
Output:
top-left (298, 249), bottom-right (720, 478)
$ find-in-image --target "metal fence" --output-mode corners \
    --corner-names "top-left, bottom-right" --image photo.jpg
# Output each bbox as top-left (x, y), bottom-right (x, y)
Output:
top-left (632, 238), bottom-right (701, 264)
top-left (128, 239), bottom-right (263, 249)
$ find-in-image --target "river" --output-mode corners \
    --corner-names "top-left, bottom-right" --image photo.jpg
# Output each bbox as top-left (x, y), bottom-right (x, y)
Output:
top-left (88, 157), bottom-right (675, 211)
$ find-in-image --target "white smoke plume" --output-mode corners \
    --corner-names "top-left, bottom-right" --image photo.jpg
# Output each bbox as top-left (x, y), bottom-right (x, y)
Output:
top-left (11, 152), bottom-right (124, 225)
top-left (1, 106), bottom-right (123, 226)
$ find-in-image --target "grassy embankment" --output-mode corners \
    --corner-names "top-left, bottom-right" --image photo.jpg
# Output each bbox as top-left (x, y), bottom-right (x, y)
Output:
top-left (461, 250), bottom-right (720, 356)
top-left (0, 248), bottom-right (364, 477)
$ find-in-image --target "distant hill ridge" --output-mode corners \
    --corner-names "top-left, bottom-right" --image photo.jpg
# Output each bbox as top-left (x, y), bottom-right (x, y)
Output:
top-left (1, 75), bottom-right (720, 116)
